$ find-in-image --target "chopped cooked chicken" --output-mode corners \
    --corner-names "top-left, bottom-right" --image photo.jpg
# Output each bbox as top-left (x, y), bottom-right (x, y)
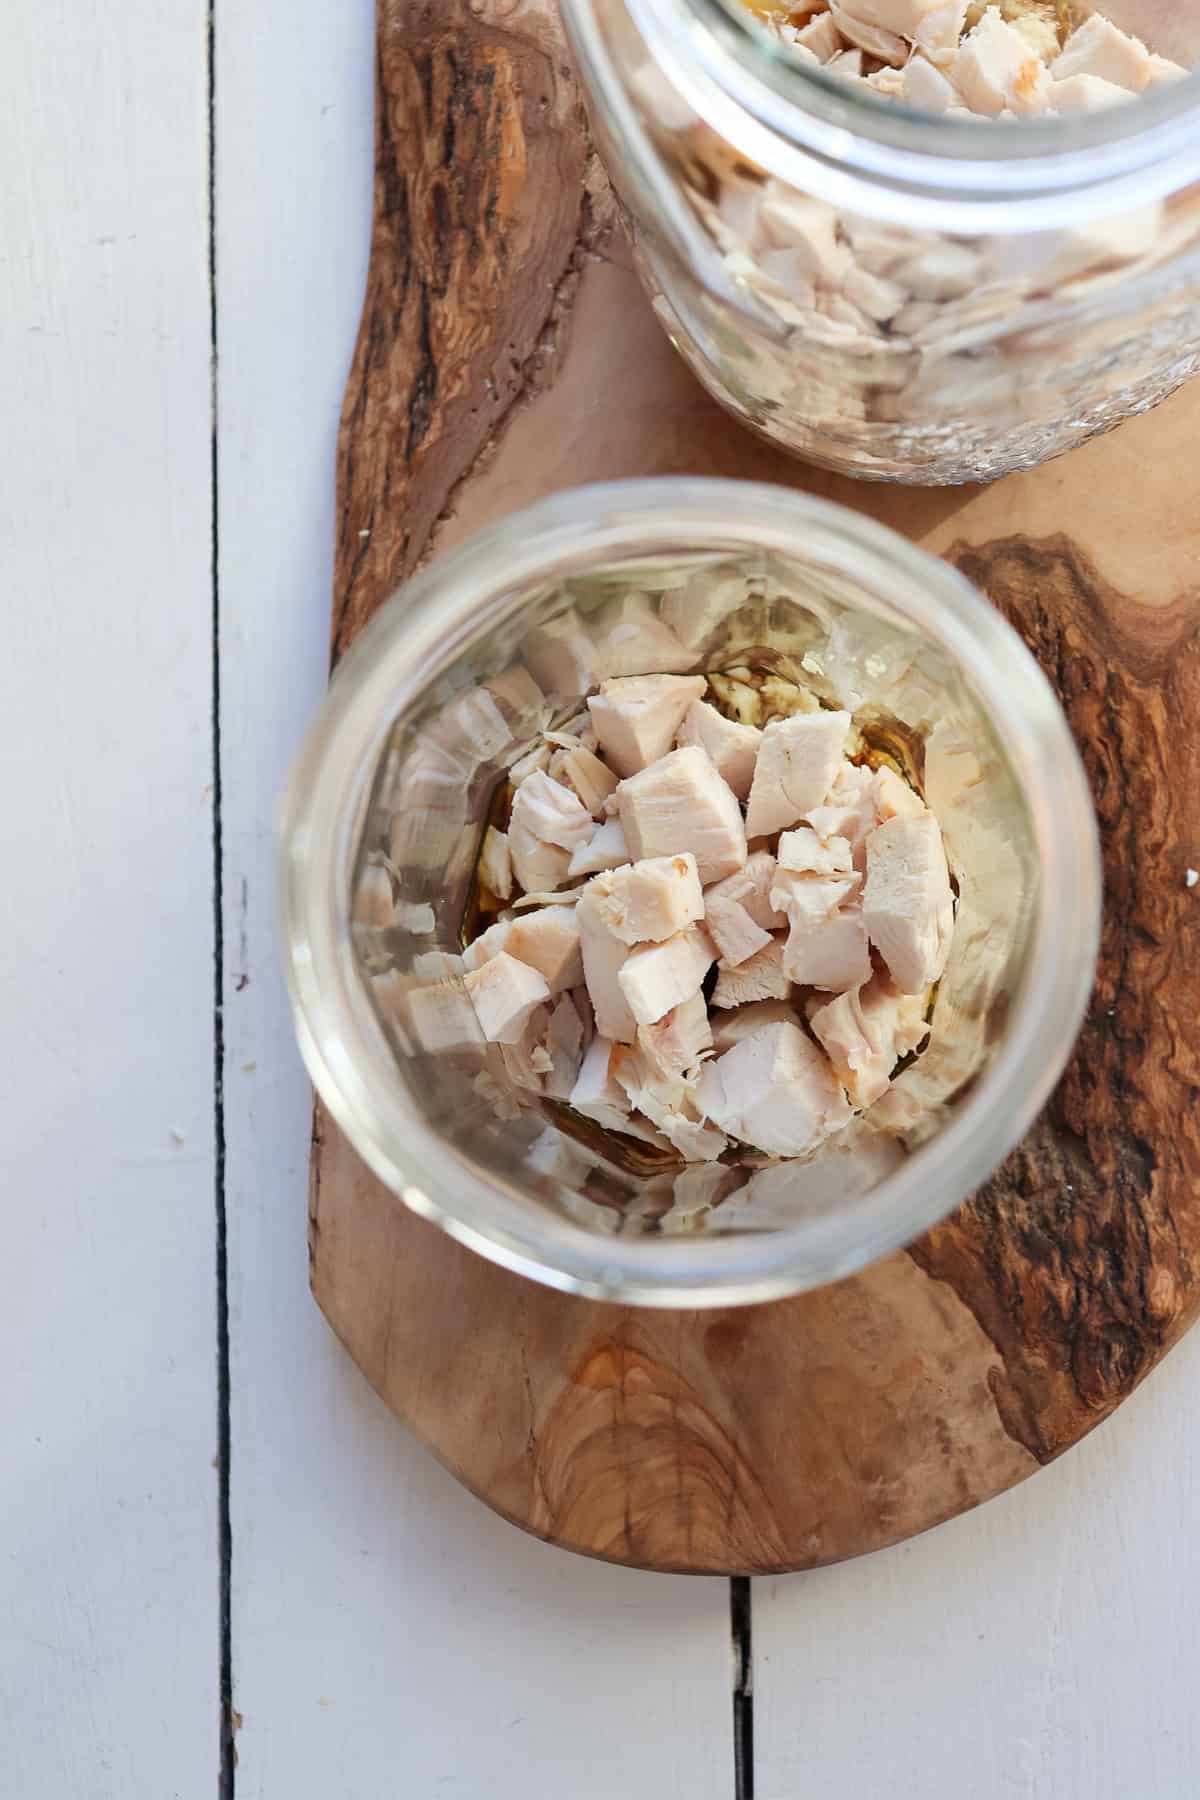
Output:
top-left (463, 951), bottom-right (551, 1044)
top-left (830, 2), bottom-right (908, 65)
top-left (675, 698), bottom-right (762, 800)
top-left (783, 904), bottom-right (872, 990)
top-left (654, 1106), bottom-right (729, 1163)
top-left (587, 854), bottom-right (705, 945)
top-left (509, 817), bottom-right (572, 894)
top-left (1052, 14), bottom-right (1150, 90)
top-left (542, 993), bottom-right (587, 1099)
top-left (796, 10), bottom-right (843, 58)
top-left (618, 923), bottom-right (717, 1026)
top-left (500, 1004), bottom-right (554, 1094)
top-left (862, 811), bottom-right (955, 993)
top-left (902, 54), bottom-right (958, 109)
top-left (591, 595), bottom-right (697, 679)
top-left (872, 763), bottom-right (926, 823)
top-left (618, 745), bottom-right (747, 883)
top-left (549, 743), bottom-right (619, 817)
top-left (711, 936), bottom-right (791, 1008)
top-left (809, 972), bottom-right (930, 1107)
top-left (569, 1033), bottom-right (625, 1115)
top-left (744, 710), bottom-right (852, 839)
top-left (1049, 71), bottom-right (1129, 110)
top-left (710, 997), bottom-right (799, 1054)
top-left (576, 886), bottom-right (639, 1043)
top-left (841, 0), bottom-right (961, 43)
top-left (696, 1021), bottom-right (852, 1157)
top-left (952, 6), bottom-right (1053, 114)
top-left (777, 825), bottom-right (854, 876)
top-left (769, 866), bottom-right (860, 920)
top-left (510, 769), bottom-right (594, 853)
top-left (479, 826), bottom-right (513, 901)
top-left (501, 908), bottom-right (584, 993)
top-left (587, 674), bottom-right (707, 778)
top-left (705, 850), bottom-right (787, 931)
top-left (1146, 53), bottom-right (1189, 87)
top-left (390, 975), bottom-right (481, 1054)
top-left (567, 817), bottom-right (631, 879)
top-left (521, 616), bottom-right (597, 696)
top-left (508, 743), bottom-right (553, 786)
top-left (705, 890), bottom-right (773, 968)
top-left (637, 991), bottom-right (713, 1080)
top-left (567, 1035), bottom-right (673, 1148)
top-left (461, 918), bottom-right (509, 971)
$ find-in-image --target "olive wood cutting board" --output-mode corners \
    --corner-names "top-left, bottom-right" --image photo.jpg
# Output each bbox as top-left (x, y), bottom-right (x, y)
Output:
top-left (307, 0), bottom-right (1200, 1572)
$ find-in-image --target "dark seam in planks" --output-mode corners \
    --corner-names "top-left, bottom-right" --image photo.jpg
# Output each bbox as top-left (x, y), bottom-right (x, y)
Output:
top-left (207, 3), bottom-right (235, 1795)
top-left (732, 1578), bottom-right (754, 1800)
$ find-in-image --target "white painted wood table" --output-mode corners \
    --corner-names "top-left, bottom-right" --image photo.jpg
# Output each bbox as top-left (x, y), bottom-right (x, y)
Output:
top-left (3, 3), bottom-right (1198, 1795)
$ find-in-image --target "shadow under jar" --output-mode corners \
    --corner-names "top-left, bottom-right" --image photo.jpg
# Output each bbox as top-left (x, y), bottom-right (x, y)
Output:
top-left (281, 482), bottom-right (1099, 1307)
top-left (559, 0), bottom-right (1200, 482)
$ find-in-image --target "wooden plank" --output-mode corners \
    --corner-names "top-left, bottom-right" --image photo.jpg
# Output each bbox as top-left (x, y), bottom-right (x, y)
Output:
top-left (0, 4), bottom-right (218, 1793)
top-left (215, 4), bottom-right (735, 1792)
top-left (311, 0), bottom-right (1200, 1575)
top-left (754, 1327), bottom-right (1200, 1799)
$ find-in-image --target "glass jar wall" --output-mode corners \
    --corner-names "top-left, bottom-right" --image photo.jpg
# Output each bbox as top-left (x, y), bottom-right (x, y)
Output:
top-left (560, 0), bottom-right (1200, 482)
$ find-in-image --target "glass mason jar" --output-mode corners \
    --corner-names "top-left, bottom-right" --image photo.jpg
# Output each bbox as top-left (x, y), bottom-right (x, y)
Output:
top-left (559, 0), bottom-right (1200, 482)
top-left (280, 480), bottom-right (1100, 1306)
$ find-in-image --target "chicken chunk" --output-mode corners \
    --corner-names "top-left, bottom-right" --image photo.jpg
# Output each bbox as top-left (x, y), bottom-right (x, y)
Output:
top-left (710, 998), bottom-right (799, 1054)
top-left (830, 2), bottom-right (908, 65)
top-left (461, 918), bottom-right (509, 972)
top-left (744, 710), bottom-right (852, 839)
top-left (809, 973), bottom-right (930, 1108)
top-left (872, 763), bottom-right (926, 823)
top-left (618, 923), bottom-right (717, 1027)
top-left (902, 53), bottom-right (958, 110)
top-left (705, 851), bottom-right (788, 931)
top-left (711, 937), bottom-right (791, 1008)
top-left (778, 826), bottom-right (854, 876)
top-left (841, 0), bottom-right (962, 42)
top-left (463, 952), bottom-right (551, 1044)
top-left (952, 6), bottom-right (1053, 114)
top-left (542, 993), bottom-right (587, 1099)
top-left (576, 887), bottom-right (639, 1044)
top-left (479, 826), bottom-right (513, 901)
top-left (795, 11), bottom-right (843, 58)
top-left (637, 991), bottom-right (713, 1080)
top-left (549, 743), bottom-right (619, 817)
top-left (618, 745), bottom-right (747, 883)
top-left (501, 908), bottom-right (584, 993)
top-left (567, 817), bottom-right (631, 879)
top-left (509, 769), bottom-right (594, 852)
top-left (587, 674), bottom-right (707, 778)
top-left (675, 698), bottom-right (762, 801)
top-left (862, 811), bottom-right (955, 993)
top-left (1049, 71), bottom-right (1130, 111)
top-left (1052, 14), bottom-right (1151, 91)
top-left (782, 906), bottom-right (872, 991)
top-left (586, 854), bottom-right (705, 946)
top-left (508, 770), bottom-right (592, 893)
top-left (696, 1021), bottom-right (852, 1157)
top-left (569, 1034), bottom-right (626, 1118)
top-left (706, 891), bottom-right (773, 969)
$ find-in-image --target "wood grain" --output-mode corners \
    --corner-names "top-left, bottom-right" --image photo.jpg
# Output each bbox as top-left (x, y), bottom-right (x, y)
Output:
top-left (310, 0), bottom-right (1200, 1572)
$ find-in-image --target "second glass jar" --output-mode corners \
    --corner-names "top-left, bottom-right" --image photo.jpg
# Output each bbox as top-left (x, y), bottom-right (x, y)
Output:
top-left (561, 0), bottom-right (1200, 483)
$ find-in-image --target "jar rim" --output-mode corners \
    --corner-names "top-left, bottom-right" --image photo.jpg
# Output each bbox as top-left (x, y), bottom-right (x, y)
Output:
top-left (280, 479), bottom-right (1101, 1307)
top-left (577, 0), bottom-right (1200, 226)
